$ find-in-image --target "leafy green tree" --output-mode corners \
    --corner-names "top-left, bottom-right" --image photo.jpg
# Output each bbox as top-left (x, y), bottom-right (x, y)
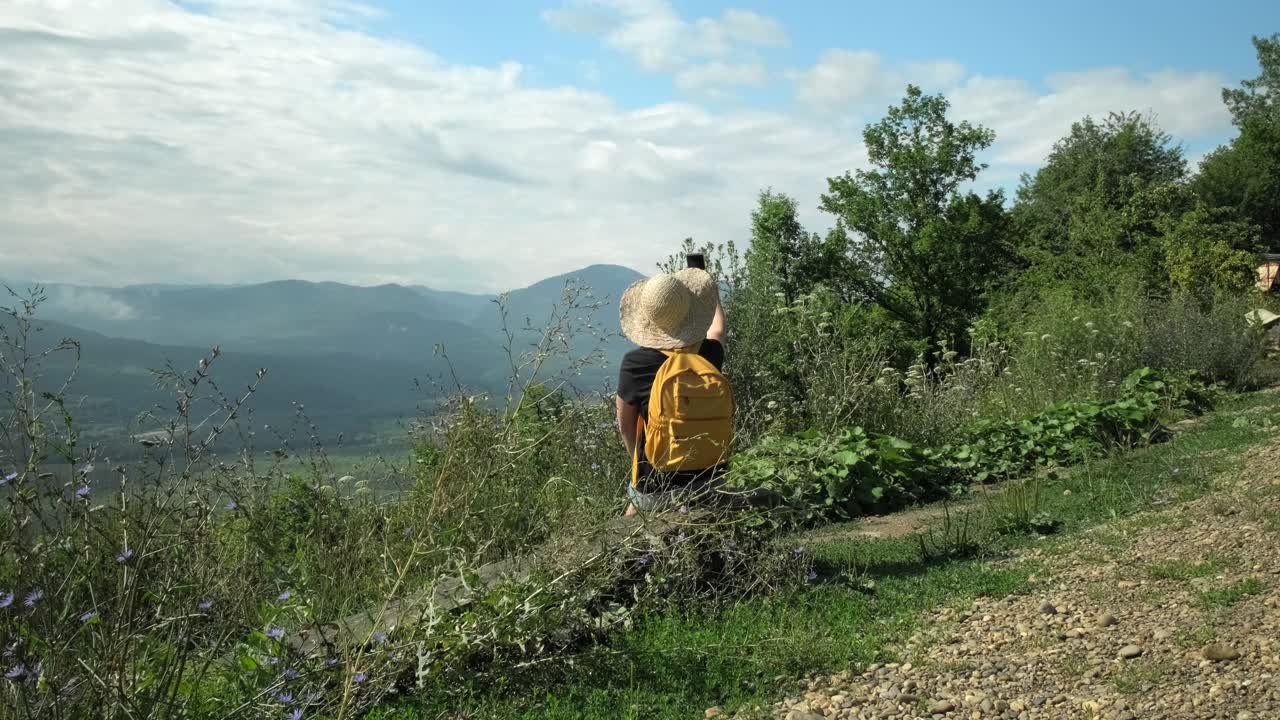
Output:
top-left (1195, 34), bottom-right (1280, 248)
top-left (820, 85), bottom-right (1011, 358)
top-left (1159, 205), bottom-right (1261, 298)
top-left (1012, 111), bottom-right (1187, 260)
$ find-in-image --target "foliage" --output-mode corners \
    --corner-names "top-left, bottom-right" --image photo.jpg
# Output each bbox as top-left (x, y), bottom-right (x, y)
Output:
top-left (820, 85), bottom-right (1012, 356)
top-left (727, 367), bottom-right (1214, 523)
top-left (1196, 33), bottom-right (1280, 248)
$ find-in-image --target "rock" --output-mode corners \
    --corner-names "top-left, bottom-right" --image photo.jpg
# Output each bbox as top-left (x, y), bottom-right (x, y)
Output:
top-left (1118, 644), bottom-right (1144, 659)
top-left (1039, 601), bottom-right (1058, 615)
top-left (928, 699), bottom-right (956, 714)
top-left (1202, 644), bottom-right (1242, 662)
top-left (705, 707), bottom-right (723, 719)
top-left (899, 693), bottom-right (921, 704)
top-left (785, 711), bottom-right (824, 720)
top-left (1152, 629), bottom-right (1173, 641)
top-left (1095, 612), bottom-right (1118, 628)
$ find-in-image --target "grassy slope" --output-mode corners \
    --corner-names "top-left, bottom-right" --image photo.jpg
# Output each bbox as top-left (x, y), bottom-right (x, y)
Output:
top-left (375, 390), bottom-right (1280, 720)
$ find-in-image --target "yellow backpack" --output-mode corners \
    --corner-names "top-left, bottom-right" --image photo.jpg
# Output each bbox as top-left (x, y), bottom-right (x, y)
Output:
top-left (632, 344), bottom-right (734, 486)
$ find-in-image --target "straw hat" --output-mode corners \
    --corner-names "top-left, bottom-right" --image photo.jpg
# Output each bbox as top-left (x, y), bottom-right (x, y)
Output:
top-left (619, 268), bottom-right (720, 349)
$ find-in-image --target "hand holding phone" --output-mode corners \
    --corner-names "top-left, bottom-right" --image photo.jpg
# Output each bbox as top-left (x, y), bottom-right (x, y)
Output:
top-left (686, 253), bottom-right (706, 270)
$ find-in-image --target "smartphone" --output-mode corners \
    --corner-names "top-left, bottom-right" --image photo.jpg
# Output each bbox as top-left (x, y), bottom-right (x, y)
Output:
top-left (686, 253), bottom-right (706, 270)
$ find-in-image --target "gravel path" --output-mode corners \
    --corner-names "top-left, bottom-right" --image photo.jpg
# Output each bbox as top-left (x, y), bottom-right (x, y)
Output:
top-left (767, 441), bottom-right (1280, 720)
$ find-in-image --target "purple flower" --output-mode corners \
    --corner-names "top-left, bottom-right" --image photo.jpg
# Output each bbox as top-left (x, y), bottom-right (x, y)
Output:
top-left (1, 471), bottom-right (17, 485)
top-left (678, 504), bottom-right (689, 514)
top-left (325, 657), bottom-right (338, 667)
top-left (79, 610), bottom-right (97, 623)
top-left (402, 527), bottom-right (412, 538)
top-left (197, 599), bottom-right (214, 610)
top-left (591, 463), bottom-right (600, 471)
top-left (370, 631), bottom-right (387, 644)
top-left (116, 548), bottom-right (133, 563)
top-left (793, 546), bottom-right (805, 557)
top-left (637, 552), bottom-right (654, 567)
top-left (283, 667), bottom-right (299, 680)
top-left (4, 664), bottom-right (24, 680)
top-left (806, 569), bottom-right (818, 583)
top-left (277, 590), bottom-right (291, 601)
top-left (24, 590), bottom-right (42, 608)
top-left (265, 656), bottom-right (280, 666)
top-left (352, 671), bottom-right (367, 683)
top-left (276, 690), bottom-right (294, 704)
top-left (287, 709), bottom-right (303, 720)
top-left (75, 485), bottom-right (90, 498)
top-left (225, 499), bottom-right (238, 511)
top-left (266, 626), bottom-right (285, 639)
top-left (0, 591), bottom-right (12, 609)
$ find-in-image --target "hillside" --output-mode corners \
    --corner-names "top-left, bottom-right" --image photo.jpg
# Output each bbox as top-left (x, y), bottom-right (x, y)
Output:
top-left (1, 264), bottom-right (645, 449)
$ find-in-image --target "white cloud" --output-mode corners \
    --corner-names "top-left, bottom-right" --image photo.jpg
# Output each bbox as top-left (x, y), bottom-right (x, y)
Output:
top-left (47, 286), bottom-right (137, 322)
top-left (543, 1), bottom-right (786, 94)
top-left (789, 49), bottom-right (966, 111)
top-left (0, 0), bottom-right (852, 291)
top-left (948, 67), bottom-right (1231, 169)
top-left (0, 4), bottom-right (1241, 294)
top-left (674, 61), bottom-right (768, 94)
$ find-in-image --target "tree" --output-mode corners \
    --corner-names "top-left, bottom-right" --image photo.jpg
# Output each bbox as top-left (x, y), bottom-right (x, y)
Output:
top-left (1195, 34), bottom-right (1280, 248)
top-left (1013, 112), bottom-right (1187, 260)
top-left (1223, 33), bottom-right (1280, 127)
top-left (820, 85), bottom-right (1011, 358)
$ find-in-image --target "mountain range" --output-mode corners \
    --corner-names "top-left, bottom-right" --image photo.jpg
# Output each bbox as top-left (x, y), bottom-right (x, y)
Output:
top-left (2, 264), bottom-right (645, 453)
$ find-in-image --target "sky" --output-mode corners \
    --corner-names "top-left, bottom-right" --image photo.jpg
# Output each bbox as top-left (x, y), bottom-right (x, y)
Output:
top-left (1, 1), bottom-right (1277, 293)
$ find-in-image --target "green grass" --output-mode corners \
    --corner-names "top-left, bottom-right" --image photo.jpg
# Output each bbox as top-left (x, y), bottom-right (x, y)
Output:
top-left (1196, 578), bottom-right (1266, 609)
top-left (375, 390), bottom-right (1279, 720)
top-left (1111, 659), bottom-right (1169, 694)
top-left (1175, 624), bottom-right (1217, 649)
top-left (1145, 559), bottom-right (1225, 581)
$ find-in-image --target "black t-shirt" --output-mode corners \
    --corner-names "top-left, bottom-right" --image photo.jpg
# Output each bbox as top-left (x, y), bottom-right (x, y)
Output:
top-left (617, 340), bottom-right (725, 490)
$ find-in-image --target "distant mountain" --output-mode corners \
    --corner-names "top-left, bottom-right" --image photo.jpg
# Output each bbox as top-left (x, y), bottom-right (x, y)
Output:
top-left (3, 264), bottom-right (647, 447)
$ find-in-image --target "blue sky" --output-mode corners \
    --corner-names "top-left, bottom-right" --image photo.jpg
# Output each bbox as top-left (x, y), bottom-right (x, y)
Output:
top-left (0, 0), bottom-right (1277, 291)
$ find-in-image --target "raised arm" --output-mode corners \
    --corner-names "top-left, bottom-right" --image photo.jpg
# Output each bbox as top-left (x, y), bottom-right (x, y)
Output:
top-left (706, 300), bottom-right (726, 347)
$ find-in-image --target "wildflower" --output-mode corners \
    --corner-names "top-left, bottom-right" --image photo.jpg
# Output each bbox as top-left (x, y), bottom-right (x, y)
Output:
top-left (0, 591), bottom-right (12, 609)
top-left (675, 531), bottom-right (686, 543)
top-left (806, 569), bottom-right (818, 583)
top-left (792, 546), bottom-right (805, 557)
top-left (277, 691), bottom-right (294, 704)
top-left (371, 631), bottom-right (387, 643)
top-left (287, 710), bottom-right (303, 720)
top-left (198, 599), bottom-right (214, 610)
top-left (116, 549), bottom-right (133, 563)
top-left (283, 667), bottom-right (299, 680)
top-left (637, 552), bottom-right (654, 566)
top-left (79, 610), bottom-right (97, 623)
top-left (0, 471), bottom-right (15, 486)
top-left (677, 504), bottom-right (688, 514)
top-left (402, 527), bottom-right (412, 538)
top-left (265, 656), bottom-right (280, 665)
top-left (78, 463), bottom-right (94, 475)
top-left (325, 657), bottom-right (338, 667)
top-left (266, 627), bottom-right (285, 639)
top-left (277, 590), bottom-right (291, 601)
top-left (590, 463), bottom-right (600, 471)
top-left (352, 672), bottom-right (367, 683)
top-left (75, 485), bottom-right (90, 498)
top-left (225, 499), bottom-right (238, 511)
top-left (4, 665), bottom-right (24, 680)
top-left (24, 589), bottom-right (42, 608)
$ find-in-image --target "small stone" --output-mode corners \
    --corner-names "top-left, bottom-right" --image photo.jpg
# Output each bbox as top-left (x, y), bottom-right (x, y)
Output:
top-left (928, 700), bottom-right (956, 714)
top-left (1202, 644), bottom-right (1242, 662)
top-left (1039, 601), bottom-right (1058, 615)
top-left (785, 711), bottom-right (824, 720)
top-left (1095, 612), bottom-right (1118, 628)
top-left (900, 693), bottom-right (921, 704)
top-left (705, 707), bottom-right (723, 719)
top-left (1152, 629), bottom-right (1173, 641)
top-left (1118, 645), bottom-right (1143, 659)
